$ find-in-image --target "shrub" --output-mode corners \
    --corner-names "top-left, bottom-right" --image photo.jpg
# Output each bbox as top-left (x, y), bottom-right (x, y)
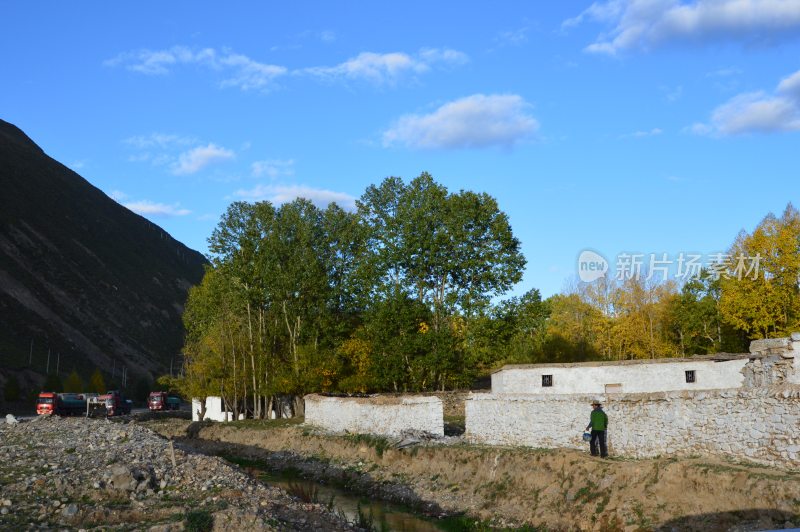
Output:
top-left (185, 509), bottom-right (213, 532)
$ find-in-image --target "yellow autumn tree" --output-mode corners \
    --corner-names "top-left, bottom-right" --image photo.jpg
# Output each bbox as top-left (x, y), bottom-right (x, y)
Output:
top-left (541, 293), bottom-right (603, 362)
top-left (612, 277), bottom-right (680, 359)
top-left (720, 204), bottom-right (800, 338)
top-left (336, 336), bottom-right (373, 393)
top-left (89, 368), bottom-right (106, 394)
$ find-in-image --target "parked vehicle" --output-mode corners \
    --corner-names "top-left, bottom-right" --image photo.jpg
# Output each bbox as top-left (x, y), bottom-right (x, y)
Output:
top-left (148, 391), bottom-right (181, 411)
top-left (100, 390), bottom-right (132, 416)
top-left (36, 392), bottom-right (86, 416)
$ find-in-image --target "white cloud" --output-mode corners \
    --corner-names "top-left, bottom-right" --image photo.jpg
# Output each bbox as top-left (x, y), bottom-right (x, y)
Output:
top-left (706, 66), bottom-right (742, 77)
top-left (563, 0), bottom-right (625, 28)
top-left (623, 127), bottom-right (663, 138)
top-left (233, 184), bottom-right (356, 211)
top-left (692, 68), bottom-right (800, 135)
top-left (123, 200), bottom-right (191, 217)
top-left (105, 46), bottom-right (287, 91)
top-left (124, 133), bottom-right (197, 149)
top-left (124, 133), bottom-right (238, 174)
top-left (566, 0), bottom-right (800, 55)
top-left (382, 94), bottom-right (538, 150)
top-left (108, 45), bottom-right (465, 89)
top-left (661, 84), bottom-right (683, 102)
top-left (217, 53), bottom-right (288, 91)
top-left (777, 68), bottom-right (800, 100)
top-left (303, 48), bottom-right (468, 85)
top-left (251, 159), bottom-right (295, 179)
top-left (109, 190), bottom-right (128, 202)
top-left (493, 27), bottom-right (530, 48)
top-left (172, 144), bottom-right (235, 175)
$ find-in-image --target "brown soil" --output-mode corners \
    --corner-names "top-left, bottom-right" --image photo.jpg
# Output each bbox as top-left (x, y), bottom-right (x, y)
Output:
top-left (147, 418), bottom-right (800, 531)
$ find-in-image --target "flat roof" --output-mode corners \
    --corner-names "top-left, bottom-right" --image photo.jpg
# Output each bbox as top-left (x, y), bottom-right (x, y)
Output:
top-left (492, 353), bottom-right (751, 374)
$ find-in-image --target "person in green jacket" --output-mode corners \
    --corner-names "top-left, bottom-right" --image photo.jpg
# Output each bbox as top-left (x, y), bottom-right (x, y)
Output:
top-left (585, 400), bottom-right (608, 458)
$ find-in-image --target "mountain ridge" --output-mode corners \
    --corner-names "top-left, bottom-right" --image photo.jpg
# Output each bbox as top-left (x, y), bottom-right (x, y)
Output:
top-left (0, 118), bottom-right (207, 383)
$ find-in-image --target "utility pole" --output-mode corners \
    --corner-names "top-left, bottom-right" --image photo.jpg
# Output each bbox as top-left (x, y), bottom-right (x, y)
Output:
top-left (56, 352), bottom-right (60, 375)
top-left (29, 339), bottom-right (34, 366)
top-left (46, 348), bottom-right (51, 374)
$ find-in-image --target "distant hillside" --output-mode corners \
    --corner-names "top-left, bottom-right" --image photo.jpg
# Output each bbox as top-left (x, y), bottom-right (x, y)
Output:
top-left (0, 119), bottom-right (207, 383)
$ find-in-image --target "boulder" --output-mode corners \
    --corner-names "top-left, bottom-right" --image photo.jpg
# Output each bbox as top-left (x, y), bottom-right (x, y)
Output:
top-left (5, 414), bottom-right (19, 425)
top-left (107, 465), bottom-right (136, 492)
top-left (750, 338), bottom-right (790, 353)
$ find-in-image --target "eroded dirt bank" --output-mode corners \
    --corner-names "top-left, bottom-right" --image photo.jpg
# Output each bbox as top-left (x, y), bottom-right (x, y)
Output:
top-left (147, 418), bottom-right (800, 531)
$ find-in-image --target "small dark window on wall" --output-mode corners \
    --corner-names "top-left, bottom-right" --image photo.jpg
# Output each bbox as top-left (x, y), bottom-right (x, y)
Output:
top-left (685, 370), bottom-right (696, 383)
top-left (542, 375), bottom-right (553, 387)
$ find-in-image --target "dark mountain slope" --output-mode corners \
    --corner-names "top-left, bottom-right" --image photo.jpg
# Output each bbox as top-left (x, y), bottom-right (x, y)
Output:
top-left (0, 119), bottom-right (207, 380)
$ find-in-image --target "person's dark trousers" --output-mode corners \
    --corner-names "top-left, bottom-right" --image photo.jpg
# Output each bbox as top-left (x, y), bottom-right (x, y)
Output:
top-left (590, 430), bottom-right (607, 457)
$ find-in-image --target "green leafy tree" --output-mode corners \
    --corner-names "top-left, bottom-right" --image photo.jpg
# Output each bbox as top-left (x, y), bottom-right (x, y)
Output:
top-left (356, 173), bottom-right (526, 388)
top-left (497, 289), bottom-right (551, 364)
top-left (668, 272), bottom-right (747, 355)
top-left (362, 289), bottom-right (436, 391)
top-left (178, 174), bottom-right (529, 411)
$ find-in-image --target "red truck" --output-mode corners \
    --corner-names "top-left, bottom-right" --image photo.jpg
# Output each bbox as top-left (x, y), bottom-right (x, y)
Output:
top-left (37, 392), bottom-right (86, 416)
top-left (147, 391), bottom-right (181, 411)
top-left (100, 390), bottom-right (132, 416)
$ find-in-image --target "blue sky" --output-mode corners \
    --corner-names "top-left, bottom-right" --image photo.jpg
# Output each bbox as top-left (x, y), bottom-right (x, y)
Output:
top-left (3, 1), bottom-right (800, 297)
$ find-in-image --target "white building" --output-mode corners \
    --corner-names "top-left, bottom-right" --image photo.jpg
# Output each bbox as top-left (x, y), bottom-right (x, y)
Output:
top-left (191, 396), bottom-right (241, 422)
top-left (492, 355), bottom-right (752, 395)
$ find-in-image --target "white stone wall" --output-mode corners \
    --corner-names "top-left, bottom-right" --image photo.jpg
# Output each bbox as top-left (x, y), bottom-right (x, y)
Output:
top-left (465, 387), bottom-right (800, 468)
top-left (491, 358), bottom-right (748, 395)
top-left (192, 396), bottom-right (234, 422)
top-left (304, 394), bottom-right (444, 437)
top-left (790, 360), bottom-right (800, 385)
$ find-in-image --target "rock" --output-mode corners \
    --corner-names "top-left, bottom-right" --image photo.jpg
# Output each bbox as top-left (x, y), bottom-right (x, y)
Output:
top-left (108, 465), bottom-right (136, 491)
top-left (5, 414), bottom-right (19, 425)
top-left (791, 332), bottom-right (800, 342)
top-left (0, 508), bottom-right (8, 515)
top-left (62, 503), bottom-right (78, 517)
top-left (750, 338), bottom-right (790, 353)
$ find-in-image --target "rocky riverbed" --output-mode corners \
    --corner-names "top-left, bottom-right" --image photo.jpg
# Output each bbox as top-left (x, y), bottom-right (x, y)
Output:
top-left (0, 415), bottom-right (355, 531)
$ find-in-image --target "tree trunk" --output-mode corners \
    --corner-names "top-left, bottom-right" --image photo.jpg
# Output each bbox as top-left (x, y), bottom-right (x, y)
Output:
top-left (247, 300), bottom-right (259, 419)
top-left (283, 301), bottom-right (300, 376)
top-left (196, 397), bottom-right (207, 421)
top-left (293, 395), bottom-right (305, 418)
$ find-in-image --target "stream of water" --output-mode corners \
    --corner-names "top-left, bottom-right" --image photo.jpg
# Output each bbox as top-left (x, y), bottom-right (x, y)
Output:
top-left (257, 470), bottom-right (449, 532)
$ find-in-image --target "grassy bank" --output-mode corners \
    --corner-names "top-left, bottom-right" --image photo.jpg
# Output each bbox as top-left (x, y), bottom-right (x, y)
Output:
top-left (146, 418), bottom-right (800, 531)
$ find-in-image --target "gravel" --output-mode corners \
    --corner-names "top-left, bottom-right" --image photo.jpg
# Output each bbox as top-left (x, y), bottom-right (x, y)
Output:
top-left (0, 415), bottom-right (356, 531)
